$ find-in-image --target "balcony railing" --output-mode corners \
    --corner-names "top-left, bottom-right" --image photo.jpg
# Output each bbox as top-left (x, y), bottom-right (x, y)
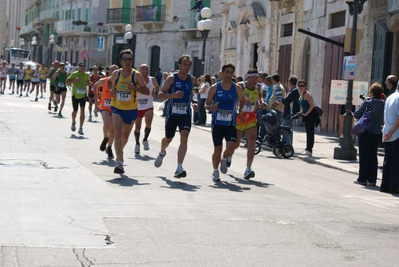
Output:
top-left (135, 5), bottom-right (165, 22)
top-left (39, 9), bottom-right (60, 22)
top-left (56, 20), bottom-right (74, 33)
top-left (20, 22), bottom-right (34, 35)
top-left (106, 8), bottom-right (134, 24)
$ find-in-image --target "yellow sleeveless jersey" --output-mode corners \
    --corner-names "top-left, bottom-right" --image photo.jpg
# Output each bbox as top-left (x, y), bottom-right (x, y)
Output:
top-left (111, 69), bottom-right (138, 110)
top-left (39, 68), bottom-right (47, 80)
top-left (242, 85), bottom-right (259, 113)
top-left (24, 69), bottom-right (33, 80)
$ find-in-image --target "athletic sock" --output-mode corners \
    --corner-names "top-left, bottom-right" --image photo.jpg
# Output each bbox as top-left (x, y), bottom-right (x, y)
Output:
top-left (134, 131), bottom-right (140, 145)
top-left (143, 127), bottom-right (151, 141)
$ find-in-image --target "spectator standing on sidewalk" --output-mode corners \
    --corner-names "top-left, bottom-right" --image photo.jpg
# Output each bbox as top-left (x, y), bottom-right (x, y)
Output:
top-left (353, 83), bottom-right (385, 186)
top-left (298, 80), bottom-right (318, 156)
top-left (196, 73), bottom-right (211, 125)
top-left (281, 75), bottom-right (300, 145)
top-left (384, 75), bottom-right (397, 98)
top-left (380, 86), bottom-right (399, 194)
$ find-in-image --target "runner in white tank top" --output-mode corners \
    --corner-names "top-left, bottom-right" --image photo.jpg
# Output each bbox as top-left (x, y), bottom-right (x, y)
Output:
top-left (0, 61), bottom-right (9, 94)
top-left (134, 64), bottom-right (159, 154)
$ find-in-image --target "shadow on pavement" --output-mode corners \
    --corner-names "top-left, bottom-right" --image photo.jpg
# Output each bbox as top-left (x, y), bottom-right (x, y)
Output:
top-left (229, 174), bottom-right (272, 188)
top-left (92, 159), bottom-right (115, 166)
top-left (69, 134), bottom-right (88, 140)
top-left (209, 180), bottom-right (251, 192)
top-left (107, 175), bottom-right (151, 187)
top-left (133, 154), bottom-right (156, 161)
top-left (157, 176), bottom-right (201, 192)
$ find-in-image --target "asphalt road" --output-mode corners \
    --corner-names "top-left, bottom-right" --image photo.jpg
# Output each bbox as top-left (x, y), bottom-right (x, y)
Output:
top-left (1, 87), bottom-right (399, 267)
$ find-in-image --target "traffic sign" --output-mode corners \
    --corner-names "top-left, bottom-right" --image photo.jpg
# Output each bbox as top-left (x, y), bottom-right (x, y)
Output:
top-left (329, 80), bottom-right (368, 106)
top-left (57, 47), bottom-right (62, 52)
top-left (80, 50), bottom-right (89, 59)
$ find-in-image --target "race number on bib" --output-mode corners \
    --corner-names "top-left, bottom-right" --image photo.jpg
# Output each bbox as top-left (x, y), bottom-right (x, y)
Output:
top-left (117, 91), bottom-right (131, 101)
top-left (216, 109), bottom-right (232, 122)
top-left (138, 99), bottom-right (148, 107)
top-left (58, 82), bottom-right (65, 87)
top-left (77, 87), bottom-right (86, 94)
top-left (104, 98), bottom-right (111, 107)
top-left (172, 103), bottom-right (188, 115)
top-left (242, 102), bottom-right (255, 112)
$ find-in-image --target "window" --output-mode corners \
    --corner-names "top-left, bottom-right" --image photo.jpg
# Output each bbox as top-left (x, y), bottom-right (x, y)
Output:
top-left (78, 8), bottom-right (81, 20)
top-left (282, 23), bottom-right (293, 37)
top-left (330, 11), bottom-right (346, 29)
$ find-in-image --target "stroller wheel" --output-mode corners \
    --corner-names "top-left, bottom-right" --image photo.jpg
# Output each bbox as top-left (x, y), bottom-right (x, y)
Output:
top-left (282, 145), bottom-right (294, 158)
top-left (273, 147), bottom-right (283, 157)
top-left (255, 137), bottom-right (262, 155)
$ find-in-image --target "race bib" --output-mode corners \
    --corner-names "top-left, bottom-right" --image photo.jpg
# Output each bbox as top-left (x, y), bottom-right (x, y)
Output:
top-left (77, 87), bottom-right (86, 94)
top-left (1, 69), bottom-right (6, 74)
top-left (58, 82), bottom-right (65, 87)
top-left (242, 101), bottom-right (255, 112)
top-left (138, 99), bottom-right (148, 107)
top-left (104, 98), bottom-right (111, 107)
top-left (117, 91), bottom-right (131, 101)
top-left (216, 109), bottom-right (232, 122)
top-left (172, 103), bottom-right (188, 115)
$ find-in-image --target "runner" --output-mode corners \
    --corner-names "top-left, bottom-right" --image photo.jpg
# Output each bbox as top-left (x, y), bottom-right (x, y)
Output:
top-left (154, 54), bottom-right (197, 178)
top-left (23, 64), bottom-right (33, 97)
top-left (106, 49), bottom-right (150, 174)
top-left (66, 62), bottom-right (90, 135)
top-left (16, 62), bottom-right (25, 97)
top-left (134, 63), bottom-right (159, 154)
top-left (205, 63), bottom-right (244, 182)
top-left (88, 65), bottom-right (102, 122)
top-left (30, 64), bottom-right (41, 101)
top-left (39, 63), bottom-right (48, 96)
top-left (47, 61), bottom-right (59, 111)
top-left (94, 64), bottom-right (119, 159)
top-left (234, 68), bottom-right (267, 179)
top-left (8, 63), bottom-right (16, 94)
top-left (0, 60), bottom-right (8, 94)
top-left (51, 62), bottom-right (69, 118)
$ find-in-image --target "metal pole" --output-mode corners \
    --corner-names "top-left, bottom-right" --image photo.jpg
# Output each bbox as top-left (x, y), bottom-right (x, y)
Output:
top-left (202, 30), bottom-right (209, 74)
top-left (334, 0), bottom-right (359, 160)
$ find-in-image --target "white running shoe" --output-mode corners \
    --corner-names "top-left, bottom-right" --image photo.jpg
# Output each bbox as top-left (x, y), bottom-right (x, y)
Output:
top-left (78, 128), bottom-right (84, 135)
top-left (143, 140), bottom-right (149, 150)
top-left (174, 168), bottom-right (187, 178)
top-left (154, 152), bottom-right (166, 167)
top-left (212, 170), bottom-right (220, 182)
top-left (220, 158), bottom-right (228, 174)
top-left (134, 144), bottom-right (140, 154)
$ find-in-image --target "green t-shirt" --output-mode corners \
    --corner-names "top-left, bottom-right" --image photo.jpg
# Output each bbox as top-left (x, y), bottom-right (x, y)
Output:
top-left (67, 71), bottom-right (89, 99)
top-left (49, 68), bottom-right (57, 86)
top-left (55, 70), bottom-right (68, 89)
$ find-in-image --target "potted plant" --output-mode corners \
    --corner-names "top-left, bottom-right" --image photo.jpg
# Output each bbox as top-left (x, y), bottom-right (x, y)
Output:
top-left (97, 22), bottom-right (104, 26)
top-left (84, 26), bottom-right (91, 32)
top-left (81, 21), bottom-right (88, 25)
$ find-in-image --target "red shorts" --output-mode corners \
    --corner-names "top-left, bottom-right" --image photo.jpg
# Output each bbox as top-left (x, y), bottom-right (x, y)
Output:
top-left (0, 77), bottom-right (6, 81)
top-left (138, 107), bottom-right (153, 118)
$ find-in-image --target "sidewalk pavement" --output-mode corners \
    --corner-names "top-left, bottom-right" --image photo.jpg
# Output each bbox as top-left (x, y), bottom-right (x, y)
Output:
top-left (154, 101), bottom-right (384, 178)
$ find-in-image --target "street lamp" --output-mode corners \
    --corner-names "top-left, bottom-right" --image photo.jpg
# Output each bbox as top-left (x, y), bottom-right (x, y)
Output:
top-left (48, 34), bottom-right (55, 67)
top-left (31, 37), bottom-right (37, 62)
top-left (124, 24), bottom-right (133, 66)
top-left (197, 7), bottom-right (213, 74)
top-left (334, 0), bottom-right (367, 160)
top-left (20, 38), bottom-right (25, 49)
top-left (2, 43), bottom-right (5, 60)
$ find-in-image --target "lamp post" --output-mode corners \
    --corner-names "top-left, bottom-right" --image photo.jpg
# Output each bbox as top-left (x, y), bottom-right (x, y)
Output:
top-left (124, 24), bottom-right (133, 66)
top-left (20, 39), bottom-right (25, 50)
top-left (2, 43), bottom-right (6, 60)
top-left (196, 7), bottom-right (213, 74)
top-left (48, 34), bottom-right (55, 67)
top-left (31, 37), bottom-right (37, 62)
top-left (334, 0), bottom-right (367, 160)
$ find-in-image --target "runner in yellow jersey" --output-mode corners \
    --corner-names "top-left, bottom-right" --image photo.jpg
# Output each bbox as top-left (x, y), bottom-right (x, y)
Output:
top-left (234, 68), bottom-right (267, 179)
top-left (23, 64), bottom-right (33, 97)
top-left (39, 64), bottom-right (48, 97)
top-left (107, 49), bottom-right (150, 174)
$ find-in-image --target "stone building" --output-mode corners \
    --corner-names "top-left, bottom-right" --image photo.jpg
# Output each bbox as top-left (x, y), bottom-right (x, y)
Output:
top-left (106, 0), bottom-right (222, 78)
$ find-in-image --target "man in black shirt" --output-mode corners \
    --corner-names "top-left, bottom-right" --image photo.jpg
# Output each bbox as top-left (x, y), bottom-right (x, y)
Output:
top-left (281, 75), bottom-right (300, 145)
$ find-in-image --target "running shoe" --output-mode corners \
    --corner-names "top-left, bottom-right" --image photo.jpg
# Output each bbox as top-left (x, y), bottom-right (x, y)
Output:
top-left (143, 140), bottom-right (149, 151)
top-left (100, 137), bottom-right (109, 151)
top-left (71, 122), bottom-right (76, 132)
top-left (134, 144), bottom-right (140, 154)
top-left (220, 158), bottom-right (228, 174)
top-left (243, 168), bottom-right (255, 180)
top-left (114, 161), bottom-right (124, 174)
top-left (40, 95), bottom-right (44, 98)
top-left (57, 112), bottom-right (63, 118)
top-left (174, 168), bottom-right (187, 178)
top-left (78, 128), bottom-right (84, 135)
top-left (88, 114), bottom-right (92, 122)
top-left (154, 152), bottom-right (166, 167)
top-left (35, 97), bottom-right (38, 102)
top-left (212, 170), bottom-right (220, 182)
top-left (48, 103), bottom-right (51, 110)
top-left (93, 109), bottom-right (98, 117)
top-left (25, 93), bottom-right (28, 97)
top-left (19, 93), bottom-right (22, 97)
top-left (11, 91), bottom-right (14, 95)
top-left (54, 105), bottom-right (58, 112)
top-left (106, 146), bottom-right (114, 159)
top-left (226, 157), bottom-right (232, 168)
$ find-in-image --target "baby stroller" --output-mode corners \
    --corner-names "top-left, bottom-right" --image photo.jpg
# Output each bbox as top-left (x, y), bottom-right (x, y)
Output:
top-left (255, 110), bottom-right (298, 158)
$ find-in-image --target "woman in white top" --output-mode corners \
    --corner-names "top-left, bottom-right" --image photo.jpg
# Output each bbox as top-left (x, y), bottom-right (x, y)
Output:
top-left (195, 73), bottom-right (211, 125)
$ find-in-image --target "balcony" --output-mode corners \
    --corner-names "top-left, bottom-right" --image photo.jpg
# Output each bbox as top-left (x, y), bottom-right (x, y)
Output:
top-left (135, 5), bottom-right (165, 30)
top-left (39, 9), bottom-right (60, 23)
top-left (106, 8), bottom-right (134, 24)
top-left (56, 20), bottom-right (75, 35)
top-left (20, 22), bottom-right (37, 38)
